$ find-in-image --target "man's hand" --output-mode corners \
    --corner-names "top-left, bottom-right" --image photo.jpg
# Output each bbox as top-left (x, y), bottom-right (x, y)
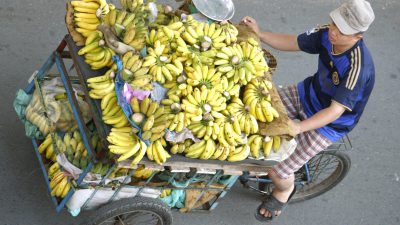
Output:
top-left (240, 16), bottom-right (261, 37)
top-left (288, 119), bottom-right (301, 137)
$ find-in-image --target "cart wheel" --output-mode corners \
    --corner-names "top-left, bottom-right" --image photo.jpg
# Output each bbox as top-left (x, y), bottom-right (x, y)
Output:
top-left (83, 197), bottom-right (172, 225)
top-left (258, 150), bottom-right (351, 203)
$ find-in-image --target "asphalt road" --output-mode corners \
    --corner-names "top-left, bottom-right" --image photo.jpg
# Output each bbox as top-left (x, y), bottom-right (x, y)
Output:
top-left (1, 0), bottom-right (399, 224)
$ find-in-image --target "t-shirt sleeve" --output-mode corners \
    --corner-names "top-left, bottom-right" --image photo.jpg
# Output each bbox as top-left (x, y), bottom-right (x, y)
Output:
top-left (297, 27), bottom-right (324, 54)
top-left (333, 64), bottom-right (365, 111)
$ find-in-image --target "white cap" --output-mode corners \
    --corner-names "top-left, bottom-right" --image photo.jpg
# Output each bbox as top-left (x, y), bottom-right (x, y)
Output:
top-left (330, 0), bottom-right (375, 35)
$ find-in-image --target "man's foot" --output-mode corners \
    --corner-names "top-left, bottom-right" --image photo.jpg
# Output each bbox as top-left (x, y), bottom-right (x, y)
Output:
top-left (254, 185), bottom-right (296, 222)
top-left (259, 185), bottom-right (295, 218)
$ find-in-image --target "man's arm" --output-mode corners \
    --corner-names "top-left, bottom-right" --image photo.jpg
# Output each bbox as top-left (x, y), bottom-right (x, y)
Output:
top-left (240, 16), bottom-right (300, 51)
top-left (289, 101), bottom-right (346, 136)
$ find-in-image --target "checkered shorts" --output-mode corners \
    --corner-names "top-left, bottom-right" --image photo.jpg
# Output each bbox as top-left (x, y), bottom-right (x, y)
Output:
top-left (272, 85), bottom-right (332, 179)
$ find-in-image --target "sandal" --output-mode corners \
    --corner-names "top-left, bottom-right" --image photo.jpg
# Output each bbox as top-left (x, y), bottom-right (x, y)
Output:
top-left (254, 186), bottom-right (297, 222)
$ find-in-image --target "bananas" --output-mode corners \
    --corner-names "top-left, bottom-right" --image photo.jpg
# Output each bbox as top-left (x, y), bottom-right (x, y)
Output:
top-left (121, 51), bottom-right (153, 90)
top-left (183, 139), bottom-right (217, 160)
top-left (49, 170), bottom-right (72, 198)
top-left (144, 40), bottom-right (183, 84)
top-left (243, 78), bottom-right (279, 122)
top-left (226, 97), bottom-right (259, 135)
top-left (147, 140), bottom-right (171, 165)
top-left (108, 129), bottom-right (147, 163)
top-left (78, 31), bottom-right (115, 70)
top-left (87, 69), bottom-right (117, 99)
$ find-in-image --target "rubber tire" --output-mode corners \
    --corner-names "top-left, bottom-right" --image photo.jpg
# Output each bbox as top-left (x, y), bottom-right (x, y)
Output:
top-left (258, 150), bottom-right (351, 203)
top-left (82, 197), bottom-right (173, 225)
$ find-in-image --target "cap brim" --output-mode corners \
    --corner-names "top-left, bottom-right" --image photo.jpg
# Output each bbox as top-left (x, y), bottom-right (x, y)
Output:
top-left (330, 7), bottom-right (359, 35)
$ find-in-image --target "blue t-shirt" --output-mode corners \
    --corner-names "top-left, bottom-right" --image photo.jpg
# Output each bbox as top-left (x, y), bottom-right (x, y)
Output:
top-left (297, 25), bottom-right (375, 142)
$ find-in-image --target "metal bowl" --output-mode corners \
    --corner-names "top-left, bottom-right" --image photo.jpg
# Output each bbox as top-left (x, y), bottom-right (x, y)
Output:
top-left (192, 0), bottom-right (235, 21)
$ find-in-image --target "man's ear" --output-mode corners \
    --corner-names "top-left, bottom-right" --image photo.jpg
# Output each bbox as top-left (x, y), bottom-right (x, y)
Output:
top-left (355, 33), bottom-right (363, 39)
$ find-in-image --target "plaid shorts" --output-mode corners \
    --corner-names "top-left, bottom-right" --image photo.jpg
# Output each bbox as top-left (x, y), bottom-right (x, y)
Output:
top-left (272, 85), bottom-right (332, 179)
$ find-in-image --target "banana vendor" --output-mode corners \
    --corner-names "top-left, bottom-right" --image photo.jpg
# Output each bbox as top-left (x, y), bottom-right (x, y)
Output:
top-left (240, 0), bottom-right (375, 221)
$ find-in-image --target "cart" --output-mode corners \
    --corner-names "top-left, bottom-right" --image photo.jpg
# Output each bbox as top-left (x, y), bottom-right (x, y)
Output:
top-left (21, 34), bottom-right (287, 225)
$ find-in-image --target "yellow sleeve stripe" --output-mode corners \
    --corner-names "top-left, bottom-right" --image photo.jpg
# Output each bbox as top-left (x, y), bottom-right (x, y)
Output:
top-left (345, 47), bottom-right (361, 90)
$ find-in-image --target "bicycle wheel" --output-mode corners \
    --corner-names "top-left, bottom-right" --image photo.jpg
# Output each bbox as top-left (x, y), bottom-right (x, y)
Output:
top-left (258, 150), bottom-right (351, 203)
top-left (82, 197), bottom-right (173, 225)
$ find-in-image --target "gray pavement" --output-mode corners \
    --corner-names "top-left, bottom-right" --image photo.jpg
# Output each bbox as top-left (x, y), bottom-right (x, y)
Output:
top-left (1, 0), bottom-right (399, 224)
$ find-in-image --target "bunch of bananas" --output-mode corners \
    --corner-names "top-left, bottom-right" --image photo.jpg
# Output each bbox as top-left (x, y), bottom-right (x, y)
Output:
top-left (107, 128), bottom-right (147, 164)
top-left (91, 162), bottom-right (111, 176)
top-left (78, 31), bottom-right (115, 70)
top-left (87, 69), bottom-right (115, 99)
top-left (38, 134), bottom-right (57, 162)
top-left (247, 134), bottom-right (263, 159)
top-left (227, 144), bottom-right (251, 162)
top-left (120, 0), bottom-right (146, 13)
top-left (122, 22), bottom-right (148, 50)
top-left (208, 144), bottom-right (231, 160)
top-left (101, 92), bottom-right (130, 128)
top-left (71, 0), bottom-right (112, 36)
top-left (120, 51), bottom-right (153, 90)
top-left (214, 45), bottom-right (244, 80)
top-left (49, 169), bottom-right (71, 198)
top-left (240, 40), bottom-right (270, 77)
top-left (181, 22), bottom-right (226, 50)
top-left (247, 135), bottom-right (281, 159)
top-left (163, 74), bottom-right (194, 97)
top-left (243, 78), bottom-right (279, 122)
top-left (175, 36), bottom-right (216, 66)
top-left (63, 131), bottom-right (92, 169)
top-left (146, 139), bottom-right (171, 165)
top-left (184, 139), bottom-right (216, 160)
top-left (184, 64), bottom-right (226, 93)
top-left (161, 95), bottom-right (194, 131)
top-left (160, 189), bottom-right (172, 198)
top-left (219, 22), bottom-right (239, 45)
top-left (182, 86), bottom-right (226, 121)
top-left (130, 97), bottom-right (170, 141)
top-left (169, 139), bottom-right (192, 154)
top-left (133, 165), bottom-right (154, 179)
top-left (187, 119), bottom-right (218, 140)
top-left (143, 40), bottom-right (183, 84)
top-left (216, 114), bottom-right (245, 147)
top-left (220, 78), bottom-right (241, 100)
top-left (226, 97), bottom-right (259, 135)
top-left (148, 4), bottom-right (175, 28)
top-left (66, 2), bottom-right (85, 46)
top-left (25, 104), bottom-right (52, 136)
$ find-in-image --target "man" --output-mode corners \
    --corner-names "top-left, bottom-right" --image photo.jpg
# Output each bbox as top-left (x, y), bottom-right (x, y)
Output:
top-left (240, 0), bottom-right (375, 221)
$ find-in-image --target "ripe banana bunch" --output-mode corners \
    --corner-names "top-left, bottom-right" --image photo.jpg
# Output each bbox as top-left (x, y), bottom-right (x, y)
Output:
top-left (187, 119), bottom-right (219, 140)
top-left (175, 36), bottom-right (216, 66)
top-left (160, 189), bottom-right (172, 198)
top-left (130, 97), bottom-right (169, 141)
top-left (220, 78), bottom-right (241, 100)
top-left (240, 41), bottom-right (270, 78)
top-left (219, 22), bottom-right (239, 45)
top-left (243, 78), bottom-right (279, 123)
top-left (227, 144), bottom-right (251, 162)
top-left (181, 22), bottom-right (226, 50)
top-left (66, 2), bottom-right (85, 46)
top-left (161, 95), bottom-right (194, 132)
top-left (247, 134), bottom-right (263, 159)
top-left (216, 114), bottom-right (244, 147)
top-left (184, 64), bottom-right (225, 93)
top-left (133, 165), bottom-right (154, 179)
top-left (163, 75), bottom-right (194, 97)
top-left (120, 51), bottom-right (153, 90)
top-left (182, 86), bottom-right (227, 120)
top-left (169, 139), bottom-right (192, 154)
top-left (214, 45), bottom-right (243, 79)
top-left (48, 162), bottom-right (61, 179)
top-left (100, 91), bottom-right (129, 129)
top-left (38, 134), bottom-right (57, 162)
top-left (49, 171), bottom-right (71, 198)
top-left (143, 40), bottom-right (183, 84)
top-left (210, 144), bottom-right (235, 161)
top-left (107, 128), bottom-right (147, 164)
top-left (78, 31), bottom-right (115, 70)
top-left (227, 97), bottom-right (259, 135)
top-left (123, 20), bottom-right (148, 50)
top-left (71, 0), bottom-right (106, 37)
top-left (146, 140), bottom-right (171, 165)
top-left (184, 139), bottom-right (217, 160)
top-left (87, 69), bottom-right (116, 99)
top-left (146, 29), bottom-right (171, 47)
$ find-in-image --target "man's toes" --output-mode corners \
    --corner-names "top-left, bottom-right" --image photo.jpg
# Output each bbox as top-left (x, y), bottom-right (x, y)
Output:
top-left (259, 208), bottom-right (266, 215)
top-left (276, 211), bottom-right (282, 217)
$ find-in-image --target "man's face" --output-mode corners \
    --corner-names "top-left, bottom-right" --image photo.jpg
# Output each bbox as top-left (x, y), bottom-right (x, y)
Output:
top-left (328, 21), bottom-right (362, 46)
